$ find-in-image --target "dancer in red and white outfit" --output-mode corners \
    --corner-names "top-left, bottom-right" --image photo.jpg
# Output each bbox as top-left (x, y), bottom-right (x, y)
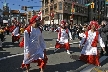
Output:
top-left (79, 21), bottom-right (106, 66)
top-left (20, 15), bottom-right (47, 72)
top-left (54, 20), bottom-right (72, 54)
top-left (12, 22), bottom-right (20, 43)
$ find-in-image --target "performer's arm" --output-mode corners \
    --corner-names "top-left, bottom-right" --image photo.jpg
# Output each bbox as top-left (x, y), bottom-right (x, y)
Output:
top-left (12, 27), bottom-right (19, 35)
top-left (24, 30), bottom-right (30, 54)
top-left (55, 27), bottom-right (59, 32)
top-left (98, 34), bottom-right (105, 51)
top-left (80, 34), bottom-right (86, 48)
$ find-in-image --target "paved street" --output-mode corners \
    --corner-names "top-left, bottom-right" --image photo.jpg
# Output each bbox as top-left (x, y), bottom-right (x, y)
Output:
top-left (0, 31), bottom-right (108, 72)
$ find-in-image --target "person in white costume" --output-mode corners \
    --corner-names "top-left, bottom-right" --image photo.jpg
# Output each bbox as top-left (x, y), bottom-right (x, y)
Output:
top-left (79, 21), bottom-right (106, 66)
top-left (20, 15), bottom-right (47, 72)
top-left (79, 30), bottom-right (85, 47)
top-left (12, 22), bottom-right (20, 43)
top-left (54, 20), bottom-right (72, 54)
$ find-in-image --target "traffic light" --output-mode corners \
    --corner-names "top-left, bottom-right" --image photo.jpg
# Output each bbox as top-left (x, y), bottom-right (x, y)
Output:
top-left (21, 6), bottom-right (27, 11)
top-left (71, 8), bottom-right (75, 13)
top-left (91, 2), bottom-right (94, 9)
top-left (24, 6), bottom-right (27, 11)
top-left (106, 0), bottom-right (108, 4)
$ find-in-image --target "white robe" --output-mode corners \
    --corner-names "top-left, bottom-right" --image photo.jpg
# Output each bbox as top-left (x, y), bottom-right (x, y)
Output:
top-left (12, 27), bottom-right (20, 36)
top-left (80, 30), bottom-right (105, 55)
top-left (57, 28), bottom-right (72, 44)
top-left (23, 26), bottom-right (46, 64)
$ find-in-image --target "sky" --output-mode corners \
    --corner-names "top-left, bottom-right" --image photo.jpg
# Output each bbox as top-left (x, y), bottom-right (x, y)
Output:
top-left (0, 0), bottom-right (41, 12)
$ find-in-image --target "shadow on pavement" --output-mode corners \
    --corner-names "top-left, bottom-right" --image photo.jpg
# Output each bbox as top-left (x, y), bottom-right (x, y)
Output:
top-left (0, 47), bottom-right (12, 58)
top-left (0, 55), bottom-right (23, 72)
top-left (31, 60), bottom-right (86, 72)
top-left (44, 39), bottom-right (53, 41)
top-left (46, 47), bottom-right (81, 56)
top-left (2, 42), bottom-right (20, 48)
top-left (0, 51), bottom-right (12, 58)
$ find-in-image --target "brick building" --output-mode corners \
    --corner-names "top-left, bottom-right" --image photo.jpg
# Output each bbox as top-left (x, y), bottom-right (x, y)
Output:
top-left (41, 0), bottom-right (88, 24)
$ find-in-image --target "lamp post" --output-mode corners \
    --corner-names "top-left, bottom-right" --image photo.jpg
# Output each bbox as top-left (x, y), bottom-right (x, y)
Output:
top-left (90, 1), bottom-right (95, 20)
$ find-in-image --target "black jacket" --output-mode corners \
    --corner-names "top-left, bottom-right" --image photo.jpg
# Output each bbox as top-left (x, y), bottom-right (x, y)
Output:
top-left (99, 24), bottom-right (108, 42)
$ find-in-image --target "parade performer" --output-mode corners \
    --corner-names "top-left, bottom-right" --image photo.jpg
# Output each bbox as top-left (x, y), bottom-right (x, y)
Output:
top-left (79, 21), bottom-right (106, 66)
top-left (5, 24), bottom-right (10, 35)
top-left (20, 25), bottom-right (24, 34)
top-left (9, 23), bottom-right (16, 33)
top-left (0, 27), bottom-right (5, 47)
top-left (54, 20), bottom-right (72, 54)
top-left (12, 22), bottom-right (20, 43)
top-left (20, 15), bottom-right (47, 72)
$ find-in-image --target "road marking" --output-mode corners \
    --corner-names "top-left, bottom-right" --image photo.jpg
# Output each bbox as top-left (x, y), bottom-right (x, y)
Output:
top-left (73, 42), bottom-right (79, 44)
top-left (0, 42), bottom-right (78, 61)
top-left (80, 56), bottom-right (108, 72)
top-left (0, 53), bottom-right (24, 61)
top-left (94, 68), bottom-right (102, 72)
top-left (0, 46), bottom-right (55, 61)
top-left (50, 44), bottom-right (52, 45)
top-left (69, 43), bottom-right (73, 45)
top-left (105, 70), bottom-right (108, 72)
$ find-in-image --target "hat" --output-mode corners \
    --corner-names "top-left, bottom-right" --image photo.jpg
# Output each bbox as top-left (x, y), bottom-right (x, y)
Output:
top-left (29, 15), bottom-right (41, 24)
top-left (88, 21), bottom-right (99, 30)
top-left (60, 20), bottom-right (66, 26)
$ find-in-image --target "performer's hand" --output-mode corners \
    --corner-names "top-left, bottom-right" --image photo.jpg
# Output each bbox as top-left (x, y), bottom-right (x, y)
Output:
top-left (26, 53), bottom-right (30, 59)
top-left (79, 45), bottom-right (82, 49)
top-left (70, 39), bottom-right (72, 41)
top-left (44, 49), bottom-right (46, 54)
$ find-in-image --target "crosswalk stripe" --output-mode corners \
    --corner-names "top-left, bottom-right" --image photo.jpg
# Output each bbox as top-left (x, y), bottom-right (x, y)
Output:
top-left (94, 68), bottom-right (102, 72)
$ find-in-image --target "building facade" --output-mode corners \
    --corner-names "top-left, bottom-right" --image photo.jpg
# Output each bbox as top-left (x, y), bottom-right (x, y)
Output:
top-left (41, 0), bottom-right (88, 25)
top-left (27, 10), bottom-right (40, 21)
top-left (84, 0), bottom-right (108, 23)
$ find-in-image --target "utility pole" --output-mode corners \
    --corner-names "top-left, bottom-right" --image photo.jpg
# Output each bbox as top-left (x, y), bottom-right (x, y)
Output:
top-left (90, 1), bottom-right (95, 20)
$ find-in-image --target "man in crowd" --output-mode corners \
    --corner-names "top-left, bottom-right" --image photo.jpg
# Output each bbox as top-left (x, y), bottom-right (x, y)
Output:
top-left (99, 20), bottom-right (108, 56)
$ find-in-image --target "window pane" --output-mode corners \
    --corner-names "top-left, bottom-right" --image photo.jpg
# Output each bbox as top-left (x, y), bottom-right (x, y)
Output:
top-left (59, 2), bottom-right (62, 10)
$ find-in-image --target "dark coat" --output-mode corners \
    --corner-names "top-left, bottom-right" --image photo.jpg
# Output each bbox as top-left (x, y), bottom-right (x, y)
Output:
top-left (99, 24), bottom-right (108, 42)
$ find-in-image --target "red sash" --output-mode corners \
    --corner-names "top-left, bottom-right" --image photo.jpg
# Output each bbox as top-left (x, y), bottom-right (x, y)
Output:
top-left (58, 28), bottom-right (68, 40)
top-left (83, 31), bottom-right (99, 47)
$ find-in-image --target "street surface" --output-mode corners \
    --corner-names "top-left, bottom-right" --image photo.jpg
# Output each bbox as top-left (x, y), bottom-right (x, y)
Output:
top-left (0, 31), bottom-right (108, 72)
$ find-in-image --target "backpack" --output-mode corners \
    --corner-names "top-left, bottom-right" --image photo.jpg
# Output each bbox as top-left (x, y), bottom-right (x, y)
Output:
top-left (19, 25), bottom-right (42, 48)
